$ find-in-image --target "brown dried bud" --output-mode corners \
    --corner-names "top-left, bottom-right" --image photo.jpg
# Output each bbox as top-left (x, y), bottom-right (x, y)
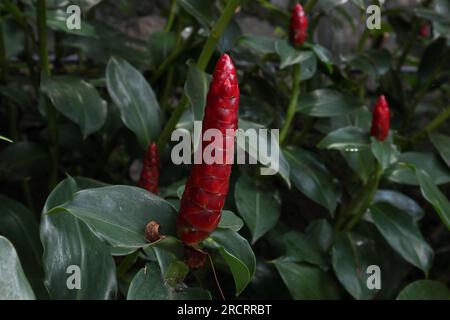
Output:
top-left (185, 246), bottom-right (207, 269)
top-left (145, 220), bottom-right (161, 243)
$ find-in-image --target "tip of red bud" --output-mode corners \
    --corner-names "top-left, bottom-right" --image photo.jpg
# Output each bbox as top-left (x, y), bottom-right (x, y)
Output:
top-left (376, 95), bottom-right (388, 110)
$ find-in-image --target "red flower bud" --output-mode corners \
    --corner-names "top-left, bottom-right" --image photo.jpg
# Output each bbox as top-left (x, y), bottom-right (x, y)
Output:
top-left (370, 95), bottom-right (390, 141)
top-left (138, 142), bottom-right (160, 194)
top-left (176, 53), bottom-right (239, 245)
top-left (290, 3), bottom-right (308, 47)
top-left (419, 23), bottom-right (431, 38)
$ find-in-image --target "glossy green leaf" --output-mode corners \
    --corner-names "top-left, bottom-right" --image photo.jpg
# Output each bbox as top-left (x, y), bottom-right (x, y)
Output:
top-left (307, 43), bottom-right (333, 72)
top-left (397, 280), bottom-right (450, 300)
top-left (106, 57), bottom-right (162, 148)
top-left (127, 263), bottom-right (210, 300)
top-left (218, 210), bottom-right (244, 231)
top-left (343, 49), bottom-right (391, 78)
top-left (274, 260), bottom-right (340, 300)
top-left (387, 152), bottom-right (450, 186)
top-left (234, 175), bottom-right (281, 243)
top-left (305, 219), bottom-right (334, 252)
top-left (0, 141), bottom-right (50, 181)
top-left (275, 40), bottom-right (317, 79)
top-left (373, 190), bottom-right (424, 221)
top-left (46, 10), bottom-right (97, 37)
top-left (47, 185), bottom-right (177, 250)
top-left (177, 0), bottom-right (215, 28)
top-left (0, 236), bottom-right (35, 300)
top-left (370, 137), bottom-right (399, 171)
top-left (41, 176), bottom-right (117, 299)
top-left (297, 89), bottom-right (362, 117)
top-left (0, 195), bottom-right (44, 297)
top-left (185, 62), bottom-right (211, 121)
top-left (341, 145), bottom-right (376, 184)
top-left (370, 203), bottom-right (434, 274)
top-left (41, 75), bottom-right (107, 138)
top-left (209, 229), bottom-right (256, 296)
top-left (284, 147), bottom-right (340, 213)
top-left (418, 38), bottom-right (448, 84)
top-left (331, 232), bottom-right (380, 300)
top-left (236, 121), bottom-right (291, 188)
top-left (416, 169), bottom-right (450, 231)
top-left (282, 231), bottom-right (328, 268)
top-left (430, 133), bottom-right (450, 168)
top-left (318, 126), bottom-right (370, 151)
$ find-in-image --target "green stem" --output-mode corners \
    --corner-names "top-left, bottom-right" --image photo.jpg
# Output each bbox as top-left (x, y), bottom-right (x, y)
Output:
top-left (408, 106), bottom-right (450, 144)
top-left (280, 63), bottom-right (301, 145)
top-left (338, 164), bottom-right (383, 231)
top-left (37, 0), bottom-right (59, 189)
top-left (164, 0), bottom-right (178, 32)
top-left (161, 66), bottom-right (175, 113)
top-left (156, 0), bottom-right (240, 150)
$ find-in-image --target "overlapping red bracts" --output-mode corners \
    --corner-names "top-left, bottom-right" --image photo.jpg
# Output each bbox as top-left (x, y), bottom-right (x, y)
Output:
top-left (176, 53), bottom-right (239, 245)
top-left (290, 3), bottom-right (308, 47)
top-left (370, 95), bottom-right (390, 141)
top-left (138, 142), bottom-right (160, 194)
top-left (419, 23), bottom-right (431, 38)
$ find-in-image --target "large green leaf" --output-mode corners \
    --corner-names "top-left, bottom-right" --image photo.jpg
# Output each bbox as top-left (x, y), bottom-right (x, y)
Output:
top-left (342, 49), bottom-right (391, 78)
top-left (0, 141), bottom-right (50, 181)
top-left (127, 263), bottom-right (211, 300)
top-left (106, 57), bottom-right (162, 148)
top-left (0, 195), bottom-right (44, 297)
top-left (297, 89), bottom-right (362, 117)
top-left (430, 133), bottom-right (450, 168)
top-left (41, 75), bottom-right (107, 138)
top-left (209, 229), bottom-right (256, 296)
top-left (274, 260), bottom-right (341, 300)
top-left (284, 147), bottom-right (340, 213)
top-left (218, 210), bottom-right (244, 231)
top-left (373, 190), bottom-right (424, 222)
top-left (331, 232), bottom-right (380, 300)
top-left (386, 152), bottom-right (450, 186)
top-left (370, 137), bottom-right (399, 171)
top-left (47, 185), bottom-right (177, 250)
top-left (185, 62), bottom-right (211, 121)
top-left (418, 38), bottom-right (448, 84)
top-left (397, 280), bottom-right (450, 300)
top-left (416, 169), bottom-right (450, 231)
top-left (318, 126), bottom-right (370, 151)
top-left (0, 236), bottom-right (35, 300)
top-left (41, 176), bottom-right (117, 299)
top-left (370, 203), bottom-right (434, 274)
top-left (234, 175), bottom-right (281, 243)
top-left (281, 231), bottom-right (328, 269)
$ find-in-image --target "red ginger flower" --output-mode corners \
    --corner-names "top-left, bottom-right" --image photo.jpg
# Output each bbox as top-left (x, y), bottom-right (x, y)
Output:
top-left (176, 53), bottom-right (239, 245)
top-left (138, 142), bottom-right (160, 194)
top-left (419, 23), bottom-right (431, 38)
top-left (370, 95), bottom-right (390, 142)
top-left (290, 3), bottom-right (308, 47)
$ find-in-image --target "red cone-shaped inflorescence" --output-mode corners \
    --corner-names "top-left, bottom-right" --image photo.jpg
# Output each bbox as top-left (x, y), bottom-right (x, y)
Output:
top-left (370, 95), bottom-right (390, 141)
top-left (138, 142), bottom-right (160, 194)
top-left (290, 3), bottom-right (308, 47)
top-left (176, 53), bottom-right (239, 245)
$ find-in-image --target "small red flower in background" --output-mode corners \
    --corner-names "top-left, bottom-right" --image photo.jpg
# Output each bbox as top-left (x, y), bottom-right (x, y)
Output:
top-left (290, 3), bottom-right (308, 47)
top-left (370, 95), bottom-right (390, 142)
top-left (138, 142), bottom-right (160, 194)
top-left (419, 23), bottom-right (431, 38)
